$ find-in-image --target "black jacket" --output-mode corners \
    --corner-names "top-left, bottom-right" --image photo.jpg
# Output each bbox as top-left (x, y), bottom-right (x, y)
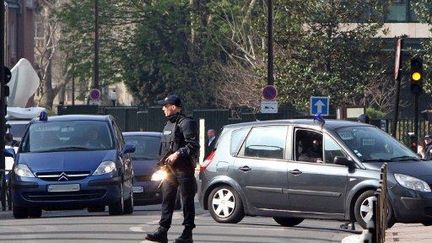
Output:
top-left (160, 113), bottom-right (200, 172)
top-left (205, 137), bottom-right (217, 158)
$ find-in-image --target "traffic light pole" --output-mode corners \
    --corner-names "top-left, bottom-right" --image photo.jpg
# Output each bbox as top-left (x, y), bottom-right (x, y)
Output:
top-left (414, 92), bottom-right (419, 152)
top-left (1, 1), bottom-right (6, 211)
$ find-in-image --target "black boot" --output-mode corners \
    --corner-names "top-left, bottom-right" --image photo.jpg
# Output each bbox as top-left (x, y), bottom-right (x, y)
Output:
top-left (174, 227), bottom-right (193, 243)
top-left (145, 227), bottom-right (168, 243)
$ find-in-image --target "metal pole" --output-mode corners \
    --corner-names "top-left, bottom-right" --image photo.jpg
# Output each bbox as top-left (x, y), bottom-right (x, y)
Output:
top-left (93, 0), bottom-right (99, 89)
top-left (267, 0), bottom-right (273, 85)
top-left (0, 0), bottom-right (7, 210)
top-left (414, 92), bottom-right (419, 151)
top-left (392, 38), bottom-right (403, 138)
top-left (71, 74), bottom-right (75, 106)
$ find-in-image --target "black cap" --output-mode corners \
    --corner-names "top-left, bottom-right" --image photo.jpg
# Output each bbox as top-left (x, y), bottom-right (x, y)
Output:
top-left (157, 95), bottom-right (182, 107)
top-left (425, 134), bottom-right (432, 139)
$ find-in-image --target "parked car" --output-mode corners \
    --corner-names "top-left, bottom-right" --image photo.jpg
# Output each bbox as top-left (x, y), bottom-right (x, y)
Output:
top-left (199, 119), bottom-right (432, 229)
top-left (7, 119), bottom-right (31, 144)
top-left (10, 114), bottom-right (135, 218)
top-left (123, 132), bottom-right (163, 206)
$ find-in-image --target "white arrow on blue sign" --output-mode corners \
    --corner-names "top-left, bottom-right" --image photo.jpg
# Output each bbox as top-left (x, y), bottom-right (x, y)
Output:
top-left (310, 96), bottom-right (330, 116)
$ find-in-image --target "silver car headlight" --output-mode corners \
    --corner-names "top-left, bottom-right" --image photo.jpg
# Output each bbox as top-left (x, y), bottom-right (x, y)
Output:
top-left (395, 173), bottom-right (431, 192)
top-left (93, 161), bottom-right (117, 176)
top-left (14, 164), bottom-right (35, 178)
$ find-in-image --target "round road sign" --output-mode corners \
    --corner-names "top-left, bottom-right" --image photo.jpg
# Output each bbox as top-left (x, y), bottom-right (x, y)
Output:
top-left (89, 89), bottom-right (101, 100)
top-left (262, 85), bottom-right (277, 100)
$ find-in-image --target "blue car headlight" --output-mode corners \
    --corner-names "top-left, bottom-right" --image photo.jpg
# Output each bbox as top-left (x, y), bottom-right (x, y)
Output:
top-left (93, 161), bottom-right (117, 176)
top-left (395, 173), bottom-right (431, 192)
top-left (14, 164), bottom-right (35, 178)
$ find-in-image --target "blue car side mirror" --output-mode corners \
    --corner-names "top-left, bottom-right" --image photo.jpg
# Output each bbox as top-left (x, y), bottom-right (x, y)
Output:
top-left (4, 148), bottom-right (15, 158)
top-left (123, 144), bottom-right (135, 154)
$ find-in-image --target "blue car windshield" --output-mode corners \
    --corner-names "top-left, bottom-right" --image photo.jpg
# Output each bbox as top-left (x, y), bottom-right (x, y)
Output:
top-left (21, 121), bottom-right (114, 153)
top-left (124, 135), bottom-right (160, 160)
top-left (335, 126), bottom-right (420, 162)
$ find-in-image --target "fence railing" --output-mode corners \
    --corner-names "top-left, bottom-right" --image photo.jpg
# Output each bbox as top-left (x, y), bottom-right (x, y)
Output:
top-left (58, 105), bottom-right (432, 144)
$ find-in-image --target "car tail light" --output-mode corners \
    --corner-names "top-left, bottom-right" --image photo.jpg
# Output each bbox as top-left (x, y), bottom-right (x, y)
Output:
top-left (200, 150), bottom-right (215, 173)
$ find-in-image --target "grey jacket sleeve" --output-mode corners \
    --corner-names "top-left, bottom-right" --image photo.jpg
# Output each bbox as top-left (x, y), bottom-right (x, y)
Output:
top-left (177, 118), bottom-right (200, 158)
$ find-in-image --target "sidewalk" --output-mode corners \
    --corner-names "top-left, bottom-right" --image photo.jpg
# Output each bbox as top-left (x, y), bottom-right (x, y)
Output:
top-left (385, 223), bottom-right (431, 243)
top-left (0, 209), bottom-right (12, 220)
top-left (341, 223), bottom-right (432, 243)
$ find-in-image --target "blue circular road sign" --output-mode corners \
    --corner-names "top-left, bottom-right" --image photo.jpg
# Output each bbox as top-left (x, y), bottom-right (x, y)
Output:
top-left (262, 85), bottom-right (277, 100)
top-left (89, 89), bottom-right (101, 100)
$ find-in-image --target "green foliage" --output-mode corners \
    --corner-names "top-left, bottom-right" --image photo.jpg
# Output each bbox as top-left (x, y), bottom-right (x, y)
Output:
top-left (411, 1), bottom-right (432, 95)
top-left (55, 0), bottom-right (394, 112)
top-left (272, 0), bottom-right (389, 112)
top-left (56, 0), bottom-right (134, 99)
top-left (366, 107), bottom-right (386, 119)
top-left (119, 0), bottom-right (220, 109)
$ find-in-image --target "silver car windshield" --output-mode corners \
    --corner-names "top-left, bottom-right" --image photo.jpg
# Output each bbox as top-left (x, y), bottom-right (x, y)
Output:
top-left (21, 121), bottom-right (114, 153)
top-left (335, 126), bottom-right (420, 162)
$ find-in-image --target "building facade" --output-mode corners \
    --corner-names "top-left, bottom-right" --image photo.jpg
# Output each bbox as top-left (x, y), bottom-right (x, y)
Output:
top-left (4, 0), bottom-right (35, 68)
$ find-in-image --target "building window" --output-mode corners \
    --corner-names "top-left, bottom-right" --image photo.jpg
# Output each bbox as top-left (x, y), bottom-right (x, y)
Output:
top-left (385, 0), bottom-right (418, 22)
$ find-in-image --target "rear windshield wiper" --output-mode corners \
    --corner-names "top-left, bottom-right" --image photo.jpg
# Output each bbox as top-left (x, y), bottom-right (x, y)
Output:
top-left (36, 146), bottom-right (91, 152)
top-left (389, 156), bottom-right (420, 161)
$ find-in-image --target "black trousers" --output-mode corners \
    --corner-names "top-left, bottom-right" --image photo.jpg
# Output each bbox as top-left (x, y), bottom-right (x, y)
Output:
top-left (159, 170), bottom-right (196, 229)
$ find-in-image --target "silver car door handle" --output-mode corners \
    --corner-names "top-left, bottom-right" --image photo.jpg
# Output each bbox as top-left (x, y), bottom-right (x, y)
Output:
top-left (239, 166), bottom-right (251, 172)
top-left (289, 169), bottom-right (302, 175)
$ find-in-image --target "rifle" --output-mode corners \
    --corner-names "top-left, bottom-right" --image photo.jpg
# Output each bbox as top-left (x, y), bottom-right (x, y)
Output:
top-left (155, 151), bottom-right (177, 188)
top-left (158, 150), bottom-right (176, 174)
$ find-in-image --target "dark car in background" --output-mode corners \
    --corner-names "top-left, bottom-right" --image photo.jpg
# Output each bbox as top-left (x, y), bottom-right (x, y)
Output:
top-left (7, 119), bottom-right (31, 143)
top-left (123, 132), bottom-right (163, 206)
top-left (199, 119), bottom-right (432, 229)
top-left (10, 115), bottom-right (135, 218)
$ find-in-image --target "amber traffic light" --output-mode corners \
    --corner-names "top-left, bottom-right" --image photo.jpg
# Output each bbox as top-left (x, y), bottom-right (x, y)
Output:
top-left (410, 57), bottom-right (423, 94)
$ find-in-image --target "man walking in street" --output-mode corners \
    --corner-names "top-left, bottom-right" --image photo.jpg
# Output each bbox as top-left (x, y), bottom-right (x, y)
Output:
top-left (205, 129), bottom-right (216, 158)
top-left (146, 95), bottom-right (199, 243)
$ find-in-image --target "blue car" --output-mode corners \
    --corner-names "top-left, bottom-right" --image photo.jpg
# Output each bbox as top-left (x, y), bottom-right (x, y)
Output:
top-left (123, 132), bottom-right (162, 206)
top-left (10, 115), bottom-right (135, 218)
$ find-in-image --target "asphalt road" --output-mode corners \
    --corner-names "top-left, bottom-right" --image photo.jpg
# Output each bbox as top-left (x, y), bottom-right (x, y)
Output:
top-left (0, 204), bottom-right (356, 243)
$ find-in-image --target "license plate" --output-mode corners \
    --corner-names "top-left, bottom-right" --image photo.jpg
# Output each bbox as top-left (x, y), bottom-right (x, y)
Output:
top-left (133, 186), bottom-right (144, 193)
top-left (47, 184), bottom-right (80, 192)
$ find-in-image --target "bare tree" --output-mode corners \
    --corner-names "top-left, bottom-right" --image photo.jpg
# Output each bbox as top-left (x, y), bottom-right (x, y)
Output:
top-left (214, 61), bottom-right (263, 110)
top-left (364, 76), bottom-right (409, 113)
top-left (212, 1), bottom-right (266, 109)
top-left (34, 0), bottom-right (72, 109)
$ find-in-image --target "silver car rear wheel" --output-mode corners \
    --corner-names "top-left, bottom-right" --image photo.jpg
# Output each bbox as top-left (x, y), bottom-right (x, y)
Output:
top-left (211, 188), bottom-right (235, 218)
top-left (208, 185), bottom-right (244, 223)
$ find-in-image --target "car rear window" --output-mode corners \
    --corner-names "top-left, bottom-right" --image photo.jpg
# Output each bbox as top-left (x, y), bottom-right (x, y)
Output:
top-left (124, 135), bottom-right (161, 160)
top-left (242, 126), bottom-right (287, 159)
top-left (230, 128), bottom-right (249, 155)
top-left (21, 121), bottom-right (114, 152)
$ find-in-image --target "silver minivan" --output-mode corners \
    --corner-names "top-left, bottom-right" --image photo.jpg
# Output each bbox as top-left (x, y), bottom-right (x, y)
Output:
top-left (199, 119), bottom-right (432, 229)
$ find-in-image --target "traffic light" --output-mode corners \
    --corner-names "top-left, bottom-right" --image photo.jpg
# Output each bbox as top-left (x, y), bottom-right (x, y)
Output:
top-left (410, 57), bottom-right (423, 94)
top-left (3, 66), bottom-right (11, 97)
